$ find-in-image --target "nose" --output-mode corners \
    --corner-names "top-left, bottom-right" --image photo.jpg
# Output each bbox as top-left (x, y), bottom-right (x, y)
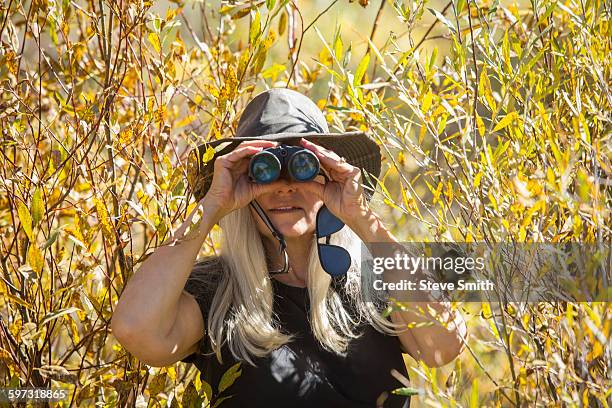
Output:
top-left (274, 179), bottom-right (297, 194)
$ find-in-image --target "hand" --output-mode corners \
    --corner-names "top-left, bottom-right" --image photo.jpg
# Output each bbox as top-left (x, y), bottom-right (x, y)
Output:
top-left (298, 138), bottom-right (370, 227)
top-left (203, 140), bottom-right (280, 222)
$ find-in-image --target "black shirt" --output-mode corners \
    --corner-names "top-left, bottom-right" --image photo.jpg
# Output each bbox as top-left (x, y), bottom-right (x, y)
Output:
top-left (181, 259), bottom-right (411, 407)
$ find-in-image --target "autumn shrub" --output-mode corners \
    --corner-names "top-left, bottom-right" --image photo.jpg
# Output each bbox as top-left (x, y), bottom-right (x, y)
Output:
top-left (0, 0), bottom-right (609, 406)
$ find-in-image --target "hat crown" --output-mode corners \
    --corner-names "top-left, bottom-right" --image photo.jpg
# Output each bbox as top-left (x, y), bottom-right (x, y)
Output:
top-left (235, 88), bottom-right (330, 138)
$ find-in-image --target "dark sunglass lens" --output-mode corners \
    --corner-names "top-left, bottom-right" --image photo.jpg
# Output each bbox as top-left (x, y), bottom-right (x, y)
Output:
top-left (316, 206), bottom-right (345, 238)
top-left (250, 152), bottom-right (281, 183)
top-left (288, 150), bottom-right (319, 181)
top-left (318, 244), bottom-right (351, 277)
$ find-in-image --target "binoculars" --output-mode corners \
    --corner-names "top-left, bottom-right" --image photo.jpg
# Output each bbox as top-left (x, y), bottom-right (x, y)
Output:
top-left (249, 145), bottom-right (320, 184)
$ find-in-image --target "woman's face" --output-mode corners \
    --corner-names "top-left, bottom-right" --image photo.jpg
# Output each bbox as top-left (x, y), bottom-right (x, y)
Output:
top-left (250, 175), bottom-right (326, 240)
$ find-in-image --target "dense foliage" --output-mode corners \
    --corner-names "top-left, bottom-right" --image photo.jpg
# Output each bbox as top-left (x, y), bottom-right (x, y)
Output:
top-left (0, 0), bottom-right (609, 406)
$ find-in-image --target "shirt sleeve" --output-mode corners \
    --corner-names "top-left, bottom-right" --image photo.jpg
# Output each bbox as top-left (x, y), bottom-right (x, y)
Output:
top-left (180, 256), bottom-right (223, 363)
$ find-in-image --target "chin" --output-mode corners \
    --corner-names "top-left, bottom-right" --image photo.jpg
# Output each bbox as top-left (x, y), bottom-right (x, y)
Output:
top-left (280, 229), bottom-right (312, 238)
top-left (275, 222), bottom-right (313, 238)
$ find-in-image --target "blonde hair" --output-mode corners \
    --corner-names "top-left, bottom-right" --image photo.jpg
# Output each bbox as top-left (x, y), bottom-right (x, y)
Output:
top-left (200, 206), bottom-right (405, 366)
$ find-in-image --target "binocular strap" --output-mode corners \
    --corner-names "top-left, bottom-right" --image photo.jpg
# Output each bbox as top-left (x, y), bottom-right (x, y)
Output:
top-left (249, 200), bottom-right (290, 275)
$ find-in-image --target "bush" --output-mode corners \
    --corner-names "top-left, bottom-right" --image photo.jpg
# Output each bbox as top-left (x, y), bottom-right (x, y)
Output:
top-left (0, 0), bottom-right (609, 406)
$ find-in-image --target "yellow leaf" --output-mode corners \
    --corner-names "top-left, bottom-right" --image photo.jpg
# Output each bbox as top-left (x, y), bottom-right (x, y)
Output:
top-left (469, 378), bottom-right (478, 408)
top-left (176, 115), bottom-right (196, 128)
top-left (478, 68), bottom-right (496, 112)
top-left (4, 292), bottom-right (34, 310)
top-left (69, 316), bottom-right (80, 344)
top-left (444, 180), bottom-right (453, 203)
top-left (422, 92), bottom-right (433, 113)
top-left (353, 53), bottom-right (370, 87)
top-left (493, 111), bottom-right (518, 132)
top-left (263, 28), bottom-right (276, 49)
top-left (202, 145), bottom-right (215, 164)
top-left (27, 243), bottom-right (44, 275)
top-left (474, 172), bottom-right (483, 188)
top-left (94, 198), bottom-right (114, 241)
top-left (278, 10), bottom-right (287, 35)
top-left (475, 112), bottom-right (485, 137)
top-left (261, 63), bottom-right (286, 82)
top-left (148, 32), bottom-right (161, 53)
top-left (18, 201), bottom-right (33, 240)
top-left (333, 35), bottom-right (343, 60)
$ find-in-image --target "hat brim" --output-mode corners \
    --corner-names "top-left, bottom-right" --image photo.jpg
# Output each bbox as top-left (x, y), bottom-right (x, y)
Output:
top-left (186, 131), bottom-right (381, 202)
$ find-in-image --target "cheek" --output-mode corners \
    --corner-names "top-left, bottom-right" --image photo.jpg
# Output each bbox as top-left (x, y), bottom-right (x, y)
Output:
top-left (304, 201), bottom-right (324, 225)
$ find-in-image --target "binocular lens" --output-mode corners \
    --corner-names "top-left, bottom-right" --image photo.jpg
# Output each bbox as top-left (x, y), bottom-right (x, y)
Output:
top-left (250, 152), bottom-right (281, 183)
top-left (288, 150), bottom-right (320, 181)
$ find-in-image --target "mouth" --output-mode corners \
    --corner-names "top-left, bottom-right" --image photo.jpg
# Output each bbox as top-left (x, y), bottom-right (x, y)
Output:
top-left (269, 206), bottom-right (303, 214)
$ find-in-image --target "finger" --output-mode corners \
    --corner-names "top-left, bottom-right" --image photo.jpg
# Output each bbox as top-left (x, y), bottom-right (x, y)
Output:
top-left (218, 145), bottom-right (265, 165)
top-left (236, 140), bottom-right (279, 148)
top-left (300, 138), bottom-right (354, 175)
top-left (344, 168), bottom-right (363, 195)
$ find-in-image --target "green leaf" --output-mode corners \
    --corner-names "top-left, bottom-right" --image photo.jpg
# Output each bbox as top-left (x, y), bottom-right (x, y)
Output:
top-left (249, 10), bottom-right (261, 44)
top-left (428, 7), bottom-right (456, 33)
top-left (42, 228), bottom-right (61, 250)
top-left (181, 379), bottom-right (203, 408)
top-left (18, 201), bottom-right (33, 240)
top-left (40, 307), bottom-right (81, 326)
top-left (391, 387), bottom-right (420, 396)
top-left (148, 371), bottom-right (167, 397)
top-left (31, 187), bottom-right (44, 227)
top-left (201, 380), bottom-right (213, 403)
top-left (212, 396), bottom-right (234, 408)
top-left (457, 0), bottom-right (466, 13)
top-left (426, 47), bottom-right (438, 77)
top-left (218, 362), bottom-right (242, 393)
top-left (353, 53), bottom-right (370, 87)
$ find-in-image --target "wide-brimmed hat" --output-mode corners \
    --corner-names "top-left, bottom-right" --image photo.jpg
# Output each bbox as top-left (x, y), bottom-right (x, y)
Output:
top-left (186, 88), bottom-right (382, 202)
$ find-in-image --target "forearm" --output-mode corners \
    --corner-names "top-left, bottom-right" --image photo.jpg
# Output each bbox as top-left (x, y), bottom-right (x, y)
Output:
top-left (112, 197), bottom-right (220, 339)
top-left (350, 207), bottom-right (467, 365)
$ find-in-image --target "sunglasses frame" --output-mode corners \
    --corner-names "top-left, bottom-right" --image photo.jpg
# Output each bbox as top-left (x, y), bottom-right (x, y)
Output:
top-left (315, 205), bottom-right (352, 277)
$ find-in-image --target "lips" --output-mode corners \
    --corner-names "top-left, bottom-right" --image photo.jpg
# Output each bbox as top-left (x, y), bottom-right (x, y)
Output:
top-left (269, 206), bottom-right (303, 213)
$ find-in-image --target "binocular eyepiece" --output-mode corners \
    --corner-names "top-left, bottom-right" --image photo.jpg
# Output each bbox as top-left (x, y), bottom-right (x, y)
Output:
top-left (249, 145), bottom-right (320, 184)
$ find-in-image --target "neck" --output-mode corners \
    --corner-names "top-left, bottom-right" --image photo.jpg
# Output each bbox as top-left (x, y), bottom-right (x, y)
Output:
top-left (263, 234), bottom-right (312, 287)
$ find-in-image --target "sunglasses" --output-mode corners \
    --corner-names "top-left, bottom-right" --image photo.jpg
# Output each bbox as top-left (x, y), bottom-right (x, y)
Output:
top-left (316, 206), bottom-right (351, 277)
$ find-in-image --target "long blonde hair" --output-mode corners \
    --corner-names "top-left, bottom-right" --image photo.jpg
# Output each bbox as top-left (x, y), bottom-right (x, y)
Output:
top-left (199, 205), bottom-right (405, 366)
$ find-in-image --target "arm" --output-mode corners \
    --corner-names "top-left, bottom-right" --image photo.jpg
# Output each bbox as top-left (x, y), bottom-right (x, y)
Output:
top-left (298, 138), bottom-right (467, 368)
top-left (111, 140), bottom-right (280, 366)
top-left (351, 207), bottom-right (468, 368)
top-left (111, 197), bottom-right (220, 366)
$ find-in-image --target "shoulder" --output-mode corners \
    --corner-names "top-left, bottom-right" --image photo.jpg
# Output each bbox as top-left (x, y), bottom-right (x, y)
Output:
top-left (184, 256), bottom-right (225, 301)
top-left (191, 255), bottom-right (225, 277)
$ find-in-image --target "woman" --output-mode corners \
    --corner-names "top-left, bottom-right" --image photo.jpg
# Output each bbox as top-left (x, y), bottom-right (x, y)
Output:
top-left (111, 88), bottom-right (467, 407)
